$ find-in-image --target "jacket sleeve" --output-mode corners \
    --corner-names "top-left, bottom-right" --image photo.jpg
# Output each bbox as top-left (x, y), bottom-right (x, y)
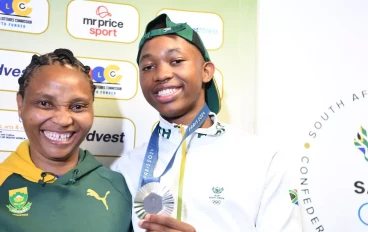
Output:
top-left (255, 150), bottom-right (303, 232)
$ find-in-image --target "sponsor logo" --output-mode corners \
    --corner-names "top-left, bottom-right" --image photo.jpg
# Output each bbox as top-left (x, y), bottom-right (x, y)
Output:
top-left (0, 111), bottom-right (27, 151)
top-left (83, 5), bottom-right (123, 38)
top-left (89, 64), bottom-right (122, 96)
top-left (78, 57), bottom-right (138, 100)
top-left (0, 63), bottom-right (25, 78)
top-left (86, 130), bottom-right (124, 143)
top-left (96, 5), bottom-right (111, 18)
top-left (0, 49), bottom-right (35, 92)
top-left (87, 189), bottom-right (110, 210)
top-left (0, 0), bottom-right (32, 28)
top-left (80, 116), bottom-right (135, 157)
top-left (157, 9), bottom-right (224, 50)
top-left (67, 1), bottom-right (139, 43)
top-left (193, 27), bottom-right (218, 35)
top-left (0, 0), bottom-right (49, 33)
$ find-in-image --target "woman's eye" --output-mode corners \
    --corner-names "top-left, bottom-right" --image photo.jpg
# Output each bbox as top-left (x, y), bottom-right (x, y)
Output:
top-left (71, 104), bottom-right (87, 111)
top-left (38, 101), bottom-right (52, 108)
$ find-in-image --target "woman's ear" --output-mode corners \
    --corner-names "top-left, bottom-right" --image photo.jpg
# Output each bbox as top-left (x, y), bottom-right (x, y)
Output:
top-left (16, 93), bottom-right (24, 119)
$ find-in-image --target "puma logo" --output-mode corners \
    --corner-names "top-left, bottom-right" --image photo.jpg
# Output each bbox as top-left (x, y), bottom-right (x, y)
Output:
top-left (87, 189), bottom-right (110, 210)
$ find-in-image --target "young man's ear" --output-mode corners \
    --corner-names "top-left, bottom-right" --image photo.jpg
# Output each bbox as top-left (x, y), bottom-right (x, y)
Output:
top-left (202, 61), bottom-right (215, 84)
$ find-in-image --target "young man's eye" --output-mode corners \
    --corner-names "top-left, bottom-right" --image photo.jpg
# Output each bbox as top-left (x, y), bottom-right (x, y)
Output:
top-left (142, 65), bottom-right (154, 71)
top-left (171, 59), bottom-right (184, 65)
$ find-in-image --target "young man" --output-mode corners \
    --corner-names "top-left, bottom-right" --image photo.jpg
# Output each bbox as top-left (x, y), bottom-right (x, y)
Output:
top-left (112, 14), bottom-right (301, 232)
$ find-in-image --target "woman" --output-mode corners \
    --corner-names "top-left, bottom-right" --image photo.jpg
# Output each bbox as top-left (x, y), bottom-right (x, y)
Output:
top-left (0, 49), bottom-right (132, 232)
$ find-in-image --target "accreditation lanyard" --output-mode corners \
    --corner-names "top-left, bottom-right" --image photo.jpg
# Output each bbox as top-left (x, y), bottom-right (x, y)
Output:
top-left (138, 104), bottom-right (210, 188)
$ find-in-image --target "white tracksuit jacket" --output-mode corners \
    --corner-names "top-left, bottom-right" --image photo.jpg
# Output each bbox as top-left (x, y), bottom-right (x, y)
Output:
top-left (112, 113), bottom-right (302, 232)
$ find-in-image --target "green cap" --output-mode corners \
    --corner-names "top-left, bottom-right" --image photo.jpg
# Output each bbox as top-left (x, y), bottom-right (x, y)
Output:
top-left (137, 14), bottom-right (220, 114)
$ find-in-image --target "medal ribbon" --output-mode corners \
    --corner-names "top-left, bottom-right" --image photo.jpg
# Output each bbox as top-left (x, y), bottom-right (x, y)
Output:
top-left (138, 104), bottom-right (210, 189)
top-left (177, 125), bottom-right (187, 220)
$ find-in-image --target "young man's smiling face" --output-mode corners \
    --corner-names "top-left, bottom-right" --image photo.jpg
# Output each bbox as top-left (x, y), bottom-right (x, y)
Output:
top-left (139, 35), bottom-right (214, 124)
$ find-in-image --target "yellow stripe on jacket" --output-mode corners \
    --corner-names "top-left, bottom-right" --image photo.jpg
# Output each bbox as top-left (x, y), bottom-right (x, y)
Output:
top-left (0, 140), bottom-right (56, 186)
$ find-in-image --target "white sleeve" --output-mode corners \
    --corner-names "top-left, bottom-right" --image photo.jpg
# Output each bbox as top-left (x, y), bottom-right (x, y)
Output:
top-left (255, 150), bottom-right (303, 232)
top-left (110, 156), bottom-right (122, 173)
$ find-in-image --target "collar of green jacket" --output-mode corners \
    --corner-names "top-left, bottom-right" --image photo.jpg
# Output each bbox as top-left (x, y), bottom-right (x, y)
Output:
top-left (0, 140), bottom-right (102, 186)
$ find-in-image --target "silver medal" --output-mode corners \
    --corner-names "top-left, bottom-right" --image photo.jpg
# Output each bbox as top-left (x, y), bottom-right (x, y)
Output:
top-left (134, 182), bottom-right (174, 219)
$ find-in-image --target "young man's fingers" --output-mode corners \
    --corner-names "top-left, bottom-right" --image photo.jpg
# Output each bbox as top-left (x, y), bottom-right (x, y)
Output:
top-left (143, 214), bottom-right (196, 232)
top-left (139, 220), bottom-right (178, 232)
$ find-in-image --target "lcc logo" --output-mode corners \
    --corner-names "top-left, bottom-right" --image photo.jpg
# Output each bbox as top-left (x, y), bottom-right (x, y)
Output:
top-left (0, 0), bottom-right (49, 33)
top-left (0, 0), bottom-right (32, 16)
top-left (90, 65), bottom-right (122, 84)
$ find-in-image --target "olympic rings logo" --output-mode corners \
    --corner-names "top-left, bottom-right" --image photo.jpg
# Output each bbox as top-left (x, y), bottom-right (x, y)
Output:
top-left (358, 202), bottom-right (368, 226)
top-left (212, 200), bottom-right (221, 205)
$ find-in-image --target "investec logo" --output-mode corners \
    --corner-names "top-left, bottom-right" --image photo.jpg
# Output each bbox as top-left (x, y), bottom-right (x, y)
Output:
top-left (0, 0), bottom-right (48, 33)
top-left (82, 5), bottom-right (123, 38)
top-left (86, 130), bottom-right (124, 143)
top-left (0, 63), bottom-right (25, 78)
top-left (0, 49), bottom-right (35, 92)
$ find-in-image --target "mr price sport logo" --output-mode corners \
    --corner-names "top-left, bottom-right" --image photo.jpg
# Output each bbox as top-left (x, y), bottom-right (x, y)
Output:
top-left (83, 5), bottom-right (123, 37)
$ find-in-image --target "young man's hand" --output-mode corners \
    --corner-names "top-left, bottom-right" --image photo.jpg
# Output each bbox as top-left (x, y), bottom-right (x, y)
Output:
top-left (138, 214), bottom-right (196, 232)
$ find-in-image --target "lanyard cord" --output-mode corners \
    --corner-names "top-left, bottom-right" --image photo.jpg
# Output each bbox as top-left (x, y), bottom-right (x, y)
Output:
top-left (177, 125), bottom-right (188, 220)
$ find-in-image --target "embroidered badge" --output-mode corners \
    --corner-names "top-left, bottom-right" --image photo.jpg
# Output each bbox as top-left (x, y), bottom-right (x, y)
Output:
top-left (7, 187), bottom-right (32, 216)
top-left (215, 122), bottom-right (226, 135)
top-left (87, 189), bottom-right (110, 210)
top-left (209, 187), bottom-right (225, 205)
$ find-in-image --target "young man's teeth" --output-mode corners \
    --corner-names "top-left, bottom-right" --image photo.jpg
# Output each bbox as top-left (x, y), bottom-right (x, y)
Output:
top-left (44, 131), bottom-right (72, 142)
top-left (158, 88), bottom-right (178, 96)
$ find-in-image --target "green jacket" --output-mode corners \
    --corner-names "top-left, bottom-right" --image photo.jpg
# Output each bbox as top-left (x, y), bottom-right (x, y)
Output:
top-left (0, 140), bottom-right (132, 232)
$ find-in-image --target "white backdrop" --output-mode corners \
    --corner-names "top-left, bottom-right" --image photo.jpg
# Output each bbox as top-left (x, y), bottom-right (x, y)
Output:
top-left (258, 0), bottom-right (368, 231)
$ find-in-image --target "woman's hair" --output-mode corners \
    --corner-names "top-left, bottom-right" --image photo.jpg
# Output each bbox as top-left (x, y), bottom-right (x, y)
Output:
top-left (17, 48), bottom-right (96, 100)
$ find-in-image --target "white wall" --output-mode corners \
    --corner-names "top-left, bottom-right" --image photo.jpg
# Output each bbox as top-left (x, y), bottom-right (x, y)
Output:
top-left (258, 0), bottom-right (368, 231)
